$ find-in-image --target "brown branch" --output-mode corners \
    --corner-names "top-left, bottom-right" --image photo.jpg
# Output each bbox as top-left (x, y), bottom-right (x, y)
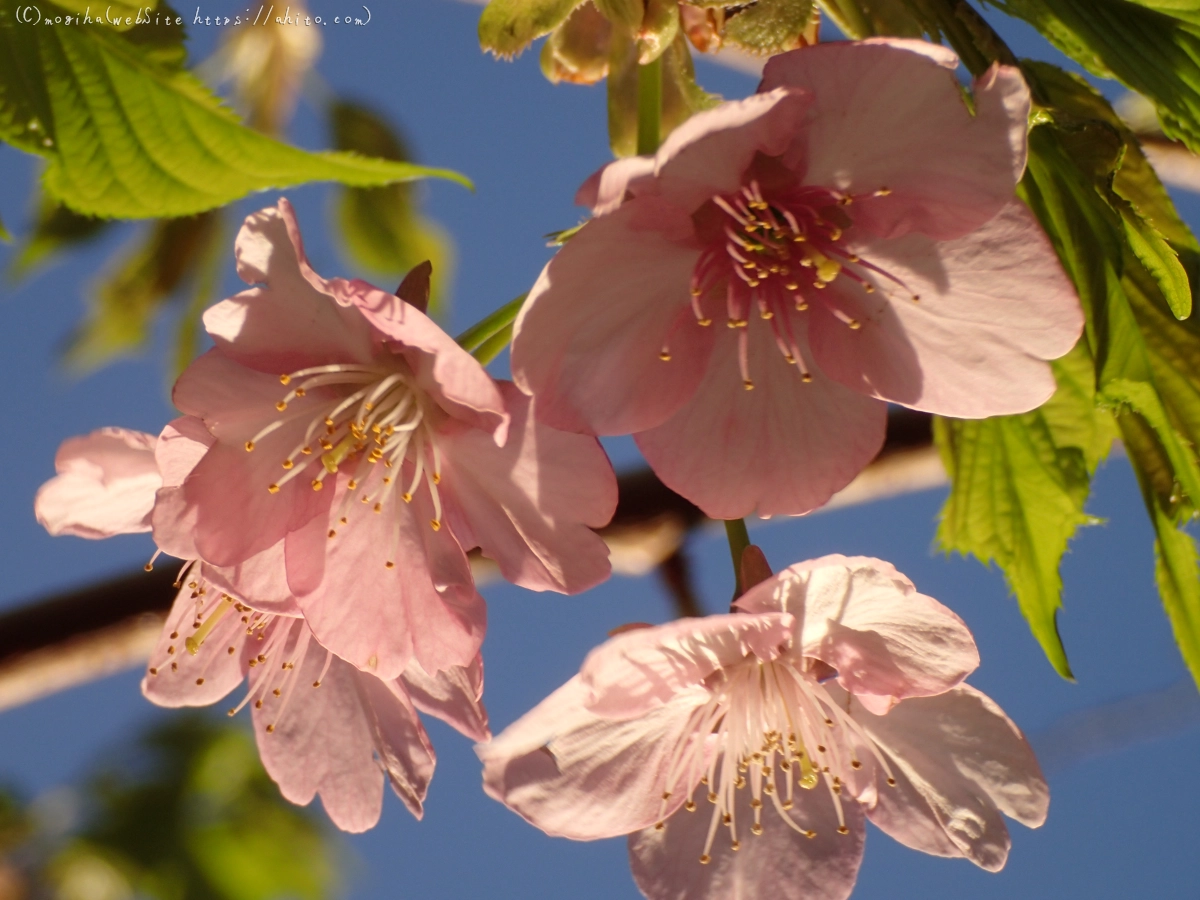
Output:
top-left (0, 410), bottom-right (939, 712)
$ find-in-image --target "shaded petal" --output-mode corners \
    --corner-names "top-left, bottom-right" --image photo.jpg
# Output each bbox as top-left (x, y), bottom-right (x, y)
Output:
top-left (401, 654), bottom-right (490, 742)
top-left (846, 684), bottom-right (1048, 871)
top-left (580, 613), bottom-right (793, 718)
top-left (214, 200), bottom-right (375, 372)
top-left (438, 382), bottom-right (616, 594)
top-left (140, 585), bottom-right (246, 707)
top-left (324, 277), bottom-right (509, 441)
top-left (737, 555), bottom-right (978, 711)
top-left (636, 323), bottom-right (886, 519)
top-left (577, 155), bottom-right (656, 214)
top-left (761, 41), bottom-right (1029, 239)
top-left (478, 675), bottom-right (708, 840)
top-left (653, 87), bottom-right (812, 213)
top-left (36, 428), bottom-right (160, 539)
top-left (628, 774), bottom-right (865, 900)
top-left (287, 476), bottom-right (483, 679)
top-left (512, 198), bottom-right (713, 435)
top-left (252, 621), bottom-right (436, 832)
top-left (201, 552), bottom-right (301, 616)
top-left (150, 417), bottom-right (215, 560)
top-left (811, 201), bottom-right (1082, 417)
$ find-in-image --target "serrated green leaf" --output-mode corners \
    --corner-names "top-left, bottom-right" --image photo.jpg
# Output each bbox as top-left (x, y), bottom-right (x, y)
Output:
top-left (479, 0), bottom-right (583, 56)
top-left (329, 102), bottom-right (455, 316)
top-left (540, 2), bottom-right (611, 84)
top-left (1122, 206), bottom-right (1192, 318)
top-left (1125, 0), bottom-right (1200, 28)
top-left (1121, 411), bottom-right (1200, 687)
top-left (935, 382), bottom-right (1097, 680)
top-left (0, 7), bottom-right (469, 218)
top-left (996, 0), bottom-right (1200, 154)
top-left (636, 0), bottom-right (679, 64)
top-left (725, 0), bottom-right (817, 55)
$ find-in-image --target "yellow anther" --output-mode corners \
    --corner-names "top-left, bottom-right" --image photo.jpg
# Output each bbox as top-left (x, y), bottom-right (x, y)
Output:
top-left (805, 830), bottom-right (817, 839)
top-left (875, 186), bottom-right (892, 196)
top-left (430, 519), bottom-right (442, 531)
top-left (760, 309), bottom-right (774, 320)
top-left (887, 777), bottom-right (897, 787)
top-left (707, 792), bottom-right (718, 803)
top-left (727, 319), bottom-right (748, 329)
top-left (730, 840), bottom-right (741, 852)
top-left (273, 688), bottom-right (282, 697)
top-left (276, 400), bottom-right (287, 411)
top-left (697, 318), bottom-right (713, 327)
top-left (659, 350), bottom-right (671, 361)
top-left (245, 441), bottom-right (255, 452)
top-left (302, 446), bottom-right (313, 455)
top-left (385, 561), bottom-right (395, 569)
top-left (255, 699), bottom-right (263, 708)
top-left (699, 855), bottom-right (711, 865)
top-left (654, 822), bottom-right (665, 831)
top-left (328, 529), bottom-right (337, 539)
top-left (348, 479), bottom-right (358, 490)
top-left (837, 826), bottom-right (850, 835)
top-left (294, 387), bottom-right (306, 397)
top-left (195, 677), bottom-right (205, 685)
top-left (685, 800), bottom-right (696, 811)
top-left (311, 479), bottom-right (323, 491)
top-left (402, 492), bottom-right (413, 503)
top-left (796, 300), bottom-right (809, 311)
top-left (802, 373), bottom-right (813, 383)
top-left (752, 824), bottom-right (763, 836)
top-left (282, 459), bottom-right (293, 470)
top-left (432, 472), bottom-right (441, 484)
top-left (280, 374), bottom-right (291, 385)
top-left (743, 380), bottom-right (754, 391)
top-left (848, 320), bottom-right (862, 330)
top-left (266, 724), bottom-right (275, 733)
top-left (851, 760), bottom-right (862, 770)
top-left (374, 503), bottom-right (383, 513)
top-left (750, 798), bottom-right (762, 810)
top-left (148, 667), bottom-right (158, 675)
top-left (144, 562), bottom-right (154, 572)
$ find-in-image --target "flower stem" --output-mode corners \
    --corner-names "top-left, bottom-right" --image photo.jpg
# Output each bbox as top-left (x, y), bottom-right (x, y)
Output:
top-left (471, 322), bottom-right (514, 365)
top-left (724, 518), bottom-right (751, 598)
top-left (636, 55), bottom-right (663, 156)
top-left (455, 294), bottom-right (526, 353)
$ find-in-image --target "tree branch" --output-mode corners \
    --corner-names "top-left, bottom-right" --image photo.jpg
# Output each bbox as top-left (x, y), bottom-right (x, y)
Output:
top-left (0, 411), bottom-right (939, 711)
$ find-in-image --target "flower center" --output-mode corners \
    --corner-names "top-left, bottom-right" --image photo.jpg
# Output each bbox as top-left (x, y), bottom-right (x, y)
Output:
top-left (671, 179), bottom-right (916, 390)
top-left (651, 658), bottom-right (896, 864)
top-left (245, 361), bottom-right (448, 558)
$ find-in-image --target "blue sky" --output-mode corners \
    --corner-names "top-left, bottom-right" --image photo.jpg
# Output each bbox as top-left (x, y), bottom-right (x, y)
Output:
top-left (1, 1), bottom-right (1198, 897)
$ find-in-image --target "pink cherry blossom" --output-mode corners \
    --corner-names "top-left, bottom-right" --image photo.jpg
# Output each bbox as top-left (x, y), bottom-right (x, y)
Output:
top-left (479, 554), bottom-right (1047, 900)
top-left (511, 39), bottom-right (1083, 519)
top-left (36, 424), bottom-right (489, 833)
top-left (172, 199), bottom-right (617, 679)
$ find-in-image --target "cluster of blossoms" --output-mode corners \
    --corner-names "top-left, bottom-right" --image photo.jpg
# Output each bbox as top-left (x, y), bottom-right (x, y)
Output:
top-left (38, 37), bottom-right (1080, 900)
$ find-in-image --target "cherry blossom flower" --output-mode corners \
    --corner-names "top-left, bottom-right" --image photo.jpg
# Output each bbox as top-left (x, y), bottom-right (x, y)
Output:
top-left (511, 39), bottom-right (1083, 518)
top-left (479, 554), bottom-right (1047, 900)
top-left (35, 423), bottom-right (490, 833)
top-left (172, 199), bottom-right (617, 679)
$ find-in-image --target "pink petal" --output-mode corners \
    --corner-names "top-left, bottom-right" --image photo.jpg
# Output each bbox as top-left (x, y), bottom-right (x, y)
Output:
top-left (175, 352), bottom-right (333, 566)
top-left (401, 654), bottom-right (490, 742)
top-left (737, 555), bottom-right (979, 711)
top-left (478, 675), bottom-right (709, 840)
top-left (635, 322), bottom-right (886, 519)
top-left (511, 199), bottom-right (714, 435)
top-left (761, 42), bottom-right (1029, 240)
top-left (286, 479), bottom-right (483, 679)
top-left (437, 382), bottom-right (616, 594)
top-left (149, 417), bottom-right (215, 560)
top-left (36, 428), bottom-right (160, 539)
top-left (577, 155), bottom-right (656, 214)
top-left (325, 277), bottom-right (509, 442)
top-left (201, 552), bottom-right (302, 616)
top-left (252, 621), bottom-right (436, 832)
top-left (628, 775), bottom-right (865, 900)
top-left (848, 683), bottom-right (1048, 871)
top-left (810, 201), bottom-right (1082, 417)
top-left (140, 585), bottom-right (246, 707)
top-left (652, 87), bottom-right (812, 214)
top-left (579, 613), bottom-right (794, 718)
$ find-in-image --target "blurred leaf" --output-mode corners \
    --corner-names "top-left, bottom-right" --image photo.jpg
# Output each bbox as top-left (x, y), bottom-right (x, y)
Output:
top-left (48, 845), bottom-right (134, 900)
top-left (0, 2), bottom-right (470, 218)
top-left (995, 0), bottom-right (1200, 154)
top-left (724, 0), bottom-right (817, 55)
top-left (479, 0), bottom-right (583, 56)
top-left (10, 192), bottom-right (109, 279)
top-left (83, 715), bottom-right (335, 900)
top-left (329, 102), bottom-right (454, 316)
top-left (815, 0), bottom-right (924, 38)
top-left (51, 0), bottom-right (159, 30)
top-left (0, 211), bottom-right (9, 243)
top-left (65, 212), bottom-right (221, 371)
top-left (637, 0), bottom-right (680, 64)
top-left (935, 347), bottom-right (1108, 680)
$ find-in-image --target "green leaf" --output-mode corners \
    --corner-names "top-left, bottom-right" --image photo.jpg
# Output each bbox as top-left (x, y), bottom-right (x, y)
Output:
top-left (0, 7), bottom-right (470, 218)
top-left (1120, 411), bottom-right (1200, 686)
top-left (329, 102), bottom-right (455, 316)
top-left (9, 191), bottom-right (109, 278)
top-left (725, 0), bottom-right (817, 56)
top-left (479, 0), bottom-right (583, 57)
top-left (1122, 205), bottom-right (1192, 318)
top-left (65, 212), bottom-right (221, 371)
top-left (996, 0), bottom-right (1200, 154)
top-left (51, 0), bottom-right (160, 29)
top-left (935, 349), bottom-right (1106, 680)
